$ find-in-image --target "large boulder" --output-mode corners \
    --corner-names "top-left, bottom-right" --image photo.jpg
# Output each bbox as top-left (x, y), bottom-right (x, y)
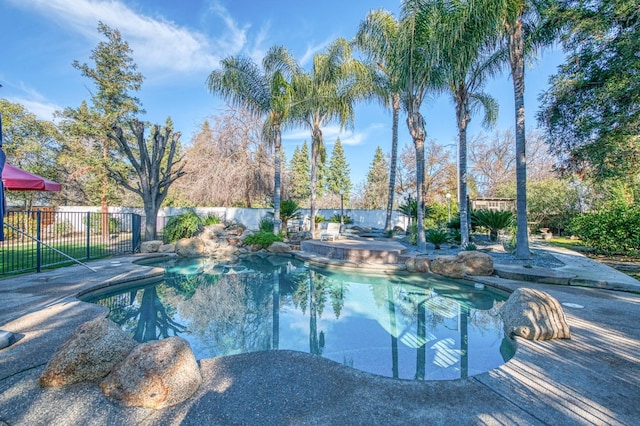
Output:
top-left (158, 243), bottom-right (176, 253)
top-left (430, 255), bottom-right (465, 278)
top-left (267, 242), bottom-right (292, 253)
top-left (405, 257), bottom-right (430, 273)
top-left (202, 223), bottom-right (226, 239)
top-left (101, 337), bottom-right (202, 410)
top-left (457, 251), bottom-right (494, 276)
top-left (175, 238), bottom-right (207, 257)
top-left (500, 288), bottom-right (571, 340)
top-left (140, 240), bottom-right (163, 253)
top-left (39, 318), bottom-right (137, 387)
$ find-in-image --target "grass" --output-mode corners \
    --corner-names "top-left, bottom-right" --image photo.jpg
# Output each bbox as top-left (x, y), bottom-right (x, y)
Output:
top-left (1, 241), bottom-right (110, 275)
top-left (544, 236), bottom-right (593, 254)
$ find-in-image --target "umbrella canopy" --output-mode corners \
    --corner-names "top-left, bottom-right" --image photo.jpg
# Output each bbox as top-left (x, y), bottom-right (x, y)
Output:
top-left (1, 163), bottom-right (62, 191)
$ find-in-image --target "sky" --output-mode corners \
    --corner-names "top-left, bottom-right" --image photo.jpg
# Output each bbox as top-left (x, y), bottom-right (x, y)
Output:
top-left (1, 0), bottom-right (565, 186)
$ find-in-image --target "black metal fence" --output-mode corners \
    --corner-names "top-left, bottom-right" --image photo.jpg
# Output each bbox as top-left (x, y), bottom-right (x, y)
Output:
top-left (0, 210), bottom-right (141, 276)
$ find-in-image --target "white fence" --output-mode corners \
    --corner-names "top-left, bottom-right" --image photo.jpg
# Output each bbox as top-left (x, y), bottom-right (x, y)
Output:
top-left (57, 206), bottom-right (410, 234)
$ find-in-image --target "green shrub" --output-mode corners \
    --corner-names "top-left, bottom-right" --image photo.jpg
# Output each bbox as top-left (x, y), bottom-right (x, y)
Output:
top-left (259, 216), bottom-right (275, 232)
top-left (53, 220), bottom-right (74, 237)
top-left (464, 242), bottom-right (477, 251)
top-left (244, 230), bottom-right (284, 248)
top-left (426, 228), bottom-right (449, 249)
top-left (267, 199), bottom-right (301, 235)
top-left (408, 223), bottom-right (418, 245)
top-left (87, 214), bottom-right (119, 235)
top-left (449, 229), bottom-right (461, 244)
top-left (569, 204), bottom-right (640, 255)
top-left (329, 214), bottom-right (353, 224)
top-left (473, 209), bottom-right (514, 241)
top-left (314, 215), bottom-right (326, 223)
top-left (163, 210), bottom-right (202, 243)
top-left (202, 214), bottom-right (222, 225)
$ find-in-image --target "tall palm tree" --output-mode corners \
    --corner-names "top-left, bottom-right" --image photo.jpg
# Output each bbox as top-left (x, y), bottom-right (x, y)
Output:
top-left (500, 0), bottom-right (554, 258)
top-left (439, 0), bottom-right (503, 247)
top-left (207, 47), bottom-right (299, 234)
top-left (355, 9), bottom-right (403, 233)
top-left (288, 38), bottom-right (370, 235)
top-left (388, 0), bottom-right (447, 251)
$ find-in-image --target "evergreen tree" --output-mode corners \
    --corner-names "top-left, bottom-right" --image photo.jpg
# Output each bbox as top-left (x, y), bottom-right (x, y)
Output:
top-left (363, 147), bottom-right (389, 209)
top-left (58, 22), bottom-right (144, 232)
top-left (326, 138), bottom-right (352, 200)
top-left (288, 141), bottom-right (311, 204)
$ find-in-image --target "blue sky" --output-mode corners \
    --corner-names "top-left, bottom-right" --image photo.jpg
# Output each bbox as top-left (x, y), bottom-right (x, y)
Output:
top-left (1, 0), bottom-right (564, 184)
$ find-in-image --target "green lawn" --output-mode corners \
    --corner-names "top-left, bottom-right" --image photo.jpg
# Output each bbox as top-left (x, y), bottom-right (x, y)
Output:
top-left (1, 242), bottom-right (110, 275)
top-left (544, 236), bottom-right (594, 254)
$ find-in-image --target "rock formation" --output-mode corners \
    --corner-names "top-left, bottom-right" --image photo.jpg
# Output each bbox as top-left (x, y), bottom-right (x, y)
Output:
top-left (100, 336), bottom-right (202, 409)
top-left (500, 288), bottom-right (571, 340)
top-left (39, 318), bottom-right (137, 387)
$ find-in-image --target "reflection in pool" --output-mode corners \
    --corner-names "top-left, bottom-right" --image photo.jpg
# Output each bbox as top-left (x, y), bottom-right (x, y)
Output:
top-left (83, 255), bottom-right (515, 380)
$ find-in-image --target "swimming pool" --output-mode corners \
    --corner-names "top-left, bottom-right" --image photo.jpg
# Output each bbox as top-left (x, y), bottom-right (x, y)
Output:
top-left (82, 254), bottom-right (515, 380)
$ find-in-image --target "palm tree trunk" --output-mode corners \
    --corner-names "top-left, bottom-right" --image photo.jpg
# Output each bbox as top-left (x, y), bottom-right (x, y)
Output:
top-left (508, 19), bottom-right (531, 259)
top-left (384, 94), bottom-right (400, 232)
top-left (455, 84), bottom-right (470, 247)
top-left (407, 110), bottom-right (427, 251)
top-left (309, 126), bottom-right (322, 238)
top-left (273, 124), bottom-right (282, 235)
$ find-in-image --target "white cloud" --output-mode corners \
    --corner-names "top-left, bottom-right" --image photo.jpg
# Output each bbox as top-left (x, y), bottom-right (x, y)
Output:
top-left (7, 97), bottom-right (60, 121)
top-left (282, 124), bottom-right (371, 147)
top-left (10, 0), bottom-right (253, 77)
top-left (299, 39), bottom-right (332, 67)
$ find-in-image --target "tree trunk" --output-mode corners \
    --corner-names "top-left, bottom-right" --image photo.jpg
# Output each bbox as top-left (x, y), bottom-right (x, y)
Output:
top-left (309, 126), bottom-right (322, 238)
top-left (508, 19), bottom-right (531, 259)
top-left (143, 201), bottom-right (158, 241)
top-left (101, 143), bottom-right (110, 239)
top-left (384, 94), bottom-right (401, 232)
top-left (272, 124), bottom-right (282, 235)
top-left (407, 110), bottom-right (427, 251)
top-left (456, 84), bottom-right (470, 247)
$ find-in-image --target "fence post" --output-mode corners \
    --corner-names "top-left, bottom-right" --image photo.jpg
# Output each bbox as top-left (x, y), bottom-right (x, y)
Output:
top-left (86, 212), bottom-right (91, 260)
top-left (132, 213), bottom-right (141, 253)
top-left (36, 211), bottom-right (42, 273)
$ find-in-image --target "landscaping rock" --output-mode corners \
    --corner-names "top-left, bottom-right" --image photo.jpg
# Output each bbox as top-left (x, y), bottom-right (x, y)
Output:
top-left (267, 242), bottom-right (292, 253)
top-left (430, 255), bottom-right (465, 278)
top-left (457, 251), bottom-right (494, 276)
top-left (101, 336), bottom-right (202, 410)
top-left (203, 223), bottom-right (226, 238)
top-left (140, 240), bottom-right (163, 253)
top-left (500, 288), bottom-right (571, 340)
top-left (406, 257), bottom-right (430, 273)
top-left (176, 238), bottom-right (207, 257)
top-left (39, 318), bottom-right (137, 387)
top-left (225, 223), bottom-right (246, 236)
top-left (158, 243), bottom-right (175, 253)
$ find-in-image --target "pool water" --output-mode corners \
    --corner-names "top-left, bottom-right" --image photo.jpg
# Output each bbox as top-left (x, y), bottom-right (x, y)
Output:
top-left (83, 255), bottom-right (515, 380)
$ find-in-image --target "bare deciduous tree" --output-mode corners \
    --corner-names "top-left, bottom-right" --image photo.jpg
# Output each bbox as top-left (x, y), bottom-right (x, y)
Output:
top-left (108, 119), bottom-right (185, 240)
top-left (470, 128), bottom-right (555, 196)
top-left (173, 108), bottom-right (273, 208)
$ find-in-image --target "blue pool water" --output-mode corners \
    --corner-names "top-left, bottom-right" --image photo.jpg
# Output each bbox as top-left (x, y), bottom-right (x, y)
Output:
top-left (83, 255), bottom-right (515, 380)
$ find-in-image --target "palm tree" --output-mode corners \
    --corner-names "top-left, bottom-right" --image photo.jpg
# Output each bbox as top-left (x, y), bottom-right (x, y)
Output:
top-left (499, 0), bottom-right (553, 258)
top-left (439, 0), bottom-right (503, 247)
top-left (287, 38), bottom-right (370, 236)
top-left (207, 47), bottom-right (299, 234)
top-left (388, 0), bottom-right (447, 251)
top-left (355, 9), bottom-right (403, 233)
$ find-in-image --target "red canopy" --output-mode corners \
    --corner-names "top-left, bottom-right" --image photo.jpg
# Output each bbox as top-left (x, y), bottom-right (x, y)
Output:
top-left (1, 163), bottom-right (62, 191)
